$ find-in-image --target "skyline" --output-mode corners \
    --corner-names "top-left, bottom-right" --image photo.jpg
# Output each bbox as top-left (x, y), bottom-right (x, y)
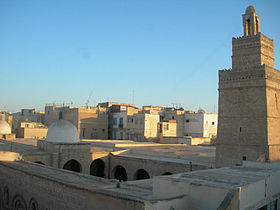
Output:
top-left (1, 0), bottom-right (280, 113)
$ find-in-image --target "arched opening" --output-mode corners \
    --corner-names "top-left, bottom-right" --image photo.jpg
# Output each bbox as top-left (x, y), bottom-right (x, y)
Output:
top-left (134, 169), bottom-right (150, 180)
top-left (63, 159), bottom-right (81, 172)
top-left (162, 172), bottom-right (172, 176)
top-left (12, 194), bottom-right (27, 210)
top-left (247, 19), bottom-right (251, 35)
top-left (29, 198), bottom-right (38, 210)
top-left (113, 165), bottom-right (127, 181)
top-left (34, 161), bottom-right (45, 165)
top-left (90, 159), bottom-right (105, 178)
top-left (256, 17), bottom-right (259, 33)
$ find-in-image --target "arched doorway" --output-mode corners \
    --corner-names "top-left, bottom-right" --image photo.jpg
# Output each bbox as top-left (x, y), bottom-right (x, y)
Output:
top-left (34, 161), bottom-right (45, 165)
top-left (90, 159), bottom-right (105, 178)
top-left (63, 159), bottom-right (81, 172)
top-left (113, 165), bottom-right (127, 181)
top-left (162, 172), bottom-right (172, 175)
top-left (134, 169), bottom-right (150, 180)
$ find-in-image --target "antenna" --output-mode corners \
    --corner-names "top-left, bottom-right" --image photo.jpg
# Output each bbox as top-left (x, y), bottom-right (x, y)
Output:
top-left (85, 90), bottom-right (93, 108)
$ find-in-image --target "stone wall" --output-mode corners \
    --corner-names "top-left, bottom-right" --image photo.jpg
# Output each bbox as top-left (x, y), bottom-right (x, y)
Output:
top-left (109, 154), bottom-right (210, 181)
top-left (0, 161), bottom-right (145, 210)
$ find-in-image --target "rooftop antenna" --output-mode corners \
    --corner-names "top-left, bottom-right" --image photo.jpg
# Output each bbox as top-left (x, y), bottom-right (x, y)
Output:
top-left (85, 90), bottom-right (93, 108)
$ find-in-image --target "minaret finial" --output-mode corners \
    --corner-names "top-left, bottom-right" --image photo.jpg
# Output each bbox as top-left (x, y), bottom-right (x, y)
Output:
top-left (243, 6), bottom-right (260, 36)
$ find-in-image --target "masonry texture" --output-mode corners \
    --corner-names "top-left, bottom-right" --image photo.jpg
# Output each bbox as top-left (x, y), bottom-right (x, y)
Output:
top-left (216, 6), bottom-right (280, 167)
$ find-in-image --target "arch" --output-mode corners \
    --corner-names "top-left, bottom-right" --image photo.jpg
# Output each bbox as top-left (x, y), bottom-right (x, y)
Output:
top-left (63, 159), bottom-right (81, 172)
top-left (90, 159), bottom-right (105, 178)
top-left (162, 172), bottom-right (172, 176)
top-left (134, 169), bottom-right (150, 180)
top-left (12, 194), bottom-right (27, 210)
top-left (29, 198), bottom-right (38, 210)
top-left (34, 161), bottom-right (45, 165)
top-left (3, 186), bottom-right (10, 207)
top-left (113, 165), bottom-right (127, 181)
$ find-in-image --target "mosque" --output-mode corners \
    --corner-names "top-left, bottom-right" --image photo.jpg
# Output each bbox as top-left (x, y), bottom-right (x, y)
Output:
top-left (0, 6), bottom-right (280, 210)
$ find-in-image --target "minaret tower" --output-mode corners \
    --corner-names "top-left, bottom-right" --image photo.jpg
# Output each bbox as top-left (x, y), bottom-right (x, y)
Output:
top-left (215, 6), bottom-right (279, 167)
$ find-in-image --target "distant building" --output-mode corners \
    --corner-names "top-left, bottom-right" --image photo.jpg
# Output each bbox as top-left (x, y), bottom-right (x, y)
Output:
top-left (12, 108), bottom-right (45, 136)
top-left (111, 106), bottom-right (140, 140)
top-left (184, 109), bottom-right (218, 138)
top-left (158, 120), bottom-right (177, 138)
top-left (126, 110), bottom-right (160, 142)
top-left (45, 105), bottom-right (108, 139)
top-left (160, 108), bottom-right (185, 138)
top-left (17, 122), bottom-right (48, 139)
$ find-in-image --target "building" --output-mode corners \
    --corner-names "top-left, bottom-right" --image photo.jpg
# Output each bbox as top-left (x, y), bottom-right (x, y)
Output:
top-left (216, 6), bottom-right (280, 167)
top-left (11, 109), bottom-right (45, 136)
top-left (111, 105), bottom-right (140, 140)
top-left (126, 110), bottom-right (160, 142)
top-left (17, 122), bottom-right (48, 139)
top-left (45, 104), bottom-right (108, 139)
top-left (158, 120), bottom-right (177, 139)
top-left (160, 107), bottom-right (185, 138)
top-left (184, 109), bottom-right (218, 138)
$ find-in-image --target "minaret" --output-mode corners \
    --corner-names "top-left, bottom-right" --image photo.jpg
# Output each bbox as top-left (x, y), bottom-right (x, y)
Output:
top-left (242, 6), bottom-right (260, 36)
top-left (231, 6), bottom-right (274, 71)
top-left (215, 6), bottom-right (279, 167)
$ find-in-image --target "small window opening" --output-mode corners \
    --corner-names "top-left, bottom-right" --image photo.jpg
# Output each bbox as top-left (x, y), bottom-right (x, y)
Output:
top-left (243, 156), bottom-right (247, 161)
top-left (247, 19), bottom-right (251, 35)
top-left (256, 17), bottom-right (259, 33)
top-left (59, 111), bottom-right (63, 120)
top-left (239, 127), bottom-right (242, 132)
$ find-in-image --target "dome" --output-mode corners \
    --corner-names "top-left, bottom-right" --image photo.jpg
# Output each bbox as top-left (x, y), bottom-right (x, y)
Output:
top-left (246, 6), bottom-right (256, 14)
top-left (0, 120), bottom-right (11, 135)
top-left (198, 109), bottom-right (206, 114)
top-left (46, 120), bottom-right (79, 143)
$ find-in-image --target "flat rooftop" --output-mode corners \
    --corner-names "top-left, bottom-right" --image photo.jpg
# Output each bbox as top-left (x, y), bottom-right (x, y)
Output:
top-left (0, 161), bottom-right (166, 202)
top-left (0, 138), bottom-right (215, 165)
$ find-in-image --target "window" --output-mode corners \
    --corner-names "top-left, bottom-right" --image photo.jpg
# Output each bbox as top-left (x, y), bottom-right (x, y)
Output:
top-left (131, 118), bottom-right (134, 123)
top-left (171, 116), bottom-right (175, 120)
top-left (119, 117), bottom-right (123, 125)
top-left (91, 129), bottom-right (98, 138)
top-left (240, 127), bottom-right (242, 132)
top-left (82, 128), bottom-right (86, 138)
top-left (164, 124), bottom-right (169, 130)
top-left (113, 118), bottom-right (117, 125)
top-left (243, 156), bottom-right (247, 161)
top-left (212, 122), bottom-right (215, 125)
top-left (247, 19), bottom-right (251, 35)
top-left (186, 119), bottom-right (189, 123)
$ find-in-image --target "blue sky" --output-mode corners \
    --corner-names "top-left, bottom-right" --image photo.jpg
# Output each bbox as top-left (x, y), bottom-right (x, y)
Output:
top-left (0, 0), bottom-right (279, 112)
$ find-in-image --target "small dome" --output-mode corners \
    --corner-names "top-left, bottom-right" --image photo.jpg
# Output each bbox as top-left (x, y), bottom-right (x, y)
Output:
top-left (198, 109), bottom-right (206, 114)
top-left (0, 120), bottom-right (11, 134)
top-left (46, 120), bottom-right (79, 143)
top-left (246, 6), bottom-right (256, 14)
